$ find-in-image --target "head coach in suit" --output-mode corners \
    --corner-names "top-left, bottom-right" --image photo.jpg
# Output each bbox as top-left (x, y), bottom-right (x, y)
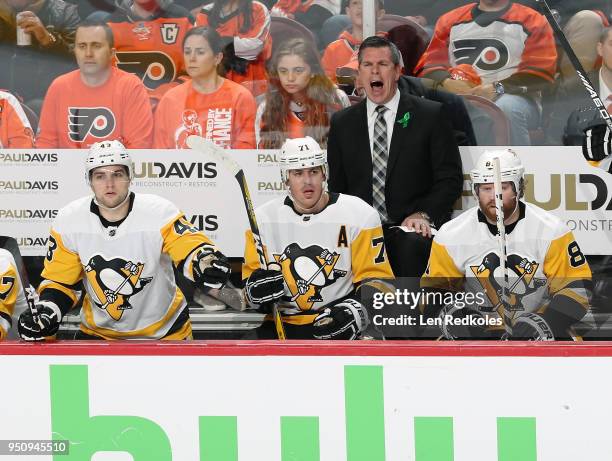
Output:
top-left (327, 36), bottom-right (463, 278)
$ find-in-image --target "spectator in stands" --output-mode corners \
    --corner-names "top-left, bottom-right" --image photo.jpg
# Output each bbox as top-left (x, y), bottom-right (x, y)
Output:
top-left (271, 0), bottom-right (339, 43)
top-left (37, 19), bottom-right (153, 148)
top-left (559, 26), bottom-right (612, 146)
top-left (154, 26), bottom-right (256, 149)
top-left (195, 0), bottom-right (272, 97)
top-left (0, 0), bottom-right (80, 54)
top-left (256, 37), bottom-right (349, 149)
top-left (321, 0), bottom-right (385, 82)
top-left (0, 0), bottom-right (81, 105)
top-left (0, 90), bottom-right (34, 147)
top-left (415, 0), bottom-right (557, 146)
top-left (107, 0), bottom-right (194, 96)
top-left (517, 0), bottom-right (611, 82)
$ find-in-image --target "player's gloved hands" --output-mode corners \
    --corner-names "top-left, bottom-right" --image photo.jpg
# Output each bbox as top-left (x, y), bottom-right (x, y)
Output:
top-left (439, 304), bottom-right (488, 340)
top-left (506, 313), bottom-right (554, 341)
top-left (245, 267), bottom-right (284, 309)
top-left (18, 300), bottom-right (61, 341)
top-left (193, 245), bottom-right (231, 290)
top-left (582, 123), bottom-right (611, 162)
top-left (313, 298), bottom-right (369, 340)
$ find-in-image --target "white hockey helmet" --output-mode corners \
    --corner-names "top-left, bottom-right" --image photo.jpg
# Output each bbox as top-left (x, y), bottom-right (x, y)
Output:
top-left (85, 140), bottom-right (134, 185)
top-left (279, 136), bottom-right (328, 185)
top-left (470, 149), bottom-right (524, 199)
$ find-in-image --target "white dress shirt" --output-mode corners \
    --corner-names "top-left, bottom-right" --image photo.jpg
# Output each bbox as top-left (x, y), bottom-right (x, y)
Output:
top-left (366, 88), bottom-right (401, 157)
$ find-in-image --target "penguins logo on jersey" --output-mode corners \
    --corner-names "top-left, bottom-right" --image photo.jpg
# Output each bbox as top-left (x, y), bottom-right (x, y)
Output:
top-left (68, 107), bottom-right (116, 142)
top-left (470, 252), bottom-right (546, 312)
top-left (84, 255), bottom-right (153, 321)
top-left (0, 275), bottom-right (15, 301)
top-left (116, 51), bottom-right (177, 90)
top-left (273, 243), bottom-right (347, 311)
top-left (453, 38), bottom-right (509, 72)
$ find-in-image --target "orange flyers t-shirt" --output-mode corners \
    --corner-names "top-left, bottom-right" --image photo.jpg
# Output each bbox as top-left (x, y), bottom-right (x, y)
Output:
top-left (154, 78), bottom-right (256, 149)
top-left (37, 67), bottom-right (154, 149)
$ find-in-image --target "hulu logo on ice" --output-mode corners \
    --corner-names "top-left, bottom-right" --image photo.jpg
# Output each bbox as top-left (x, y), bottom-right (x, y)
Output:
top-left (50, 365), bottom-right (537, 460)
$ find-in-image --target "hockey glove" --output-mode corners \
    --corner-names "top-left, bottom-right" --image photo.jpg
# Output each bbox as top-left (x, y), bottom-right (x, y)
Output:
top-left (312, 298), bottom-right (369, 340)
top-left (582, 123), bottom-right (611, 162)
top-left (439, 304), bottom-right (489, 340)
top-left (507, 313), bottom-right (554, 341)
top-left (193, 245), bottom-right (231, 290)
top-left (18, 300), bottom-right (61, 341)
top-left (245, 268), bottom-right (284, 309)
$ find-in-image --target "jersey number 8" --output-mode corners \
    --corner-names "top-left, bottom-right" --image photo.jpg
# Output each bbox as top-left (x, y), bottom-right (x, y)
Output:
top-left (567, 241), bottom-right (586, 268)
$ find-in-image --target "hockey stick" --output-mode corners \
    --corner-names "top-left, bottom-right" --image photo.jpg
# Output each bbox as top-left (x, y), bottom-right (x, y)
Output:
top-left (186, 135), bottom-right (286, 340)
top-left (0, 236), bottom-right (43, 330)
top-left (492, 158), bottom-right (513, 335)
top-left (535, 0), bottom-right (612, 132)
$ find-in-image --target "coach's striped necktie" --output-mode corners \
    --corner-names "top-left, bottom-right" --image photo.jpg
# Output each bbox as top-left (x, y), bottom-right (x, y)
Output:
top-left (372, 105), bottom-right (389, 222)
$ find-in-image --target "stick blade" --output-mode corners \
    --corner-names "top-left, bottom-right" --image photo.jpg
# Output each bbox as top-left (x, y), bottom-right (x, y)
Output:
top-left (186, 135), bottom-right (242, 176)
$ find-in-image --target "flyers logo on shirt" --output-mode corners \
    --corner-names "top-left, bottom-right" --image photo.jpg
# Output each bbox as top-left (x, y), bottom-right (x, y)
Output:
top-left (0, 275), bottom-right (15, 301)
top-left (273, 243), bottom-right (347, 311)
top-left (85, 255), bottom-right (153, 321)
top-left (116, 51), bottom-right (176, 90)
top-left (68, 107), bottom-right (116, 142)
top-left (452, 38), bottom-right (509, 72)
top-left (160, 23), bottom-right (179, 44)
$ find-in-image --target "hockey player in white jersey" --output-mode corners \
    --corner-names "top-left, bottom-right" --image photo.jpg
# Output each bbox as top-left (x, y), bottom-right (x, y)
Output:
top-left (421, 149), bottom-right (592, 340)
top-left (0, 248), bottom-right (28, 339)
top-left (18, 140), bottom-right (231, 340)
top-left (243, 137), bottom-right (394, 339)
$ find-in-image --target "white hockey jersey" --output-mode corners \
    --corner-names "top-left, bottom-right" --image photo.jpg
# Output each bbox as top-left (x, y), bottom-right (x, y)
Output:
top-left (243, 193), bottom-right (394, 324)
top-left (422, 202), bottom-right (591, 322)
top-left (0, 249), bottom-right (28, 339)
top-left (40, 193), bottom-right (214, 339)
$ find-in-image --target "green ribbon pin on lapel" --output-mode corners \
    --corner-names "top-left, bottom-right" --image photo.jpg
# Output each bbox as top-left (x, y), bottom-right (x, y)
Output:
top-left (397, 111), bottom-right (411, 128)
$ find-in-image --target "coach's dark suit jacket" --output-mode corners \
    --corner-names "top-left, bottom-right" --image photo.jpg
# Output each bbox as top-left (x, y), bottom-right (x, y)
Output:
top-left (327, 90), bottom-right (463, 228)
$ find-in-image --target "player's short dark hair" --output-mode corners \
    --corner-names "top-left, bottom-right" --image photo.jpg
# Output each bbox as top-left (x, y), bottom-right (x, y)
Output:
top-left (76, 19), bottom-right (114, 48)
top-left (357, 35), bottom-right (401, 66)
top-left (599, 26), bottom-right (612, 43)
top-left (183, 26), bottom-right (224, 55)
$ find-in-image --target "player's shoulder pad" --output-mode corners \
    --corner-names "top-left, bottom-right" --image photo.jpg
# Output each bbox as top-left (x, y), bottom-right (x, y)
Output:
top-left (0, 249), bottom-right (17, 273)
top-left (523, 202), bottom-right (569, 240)
top-left (53, 196), bottom-right (93, 233)
top-left (133, 193), bottom-right (180, 223)
top-left (335, 194), bottom-right (382, 228)
top-left (434, 207), bottom-right (479, 246)
top-left (255, 195), bottom-right (286, 223)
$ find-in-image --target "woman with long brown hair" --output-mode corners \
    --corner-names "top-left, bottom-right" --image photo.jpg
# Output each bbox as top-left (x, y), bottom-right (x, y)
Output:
top-left (256, 38), bottom-right (349, 149)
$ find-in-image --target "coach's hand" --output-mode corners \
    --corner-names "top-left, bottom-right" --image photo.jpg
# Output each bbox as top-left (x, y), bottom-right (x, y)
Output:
top-left (402, 213), bottom-right (432, 238)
